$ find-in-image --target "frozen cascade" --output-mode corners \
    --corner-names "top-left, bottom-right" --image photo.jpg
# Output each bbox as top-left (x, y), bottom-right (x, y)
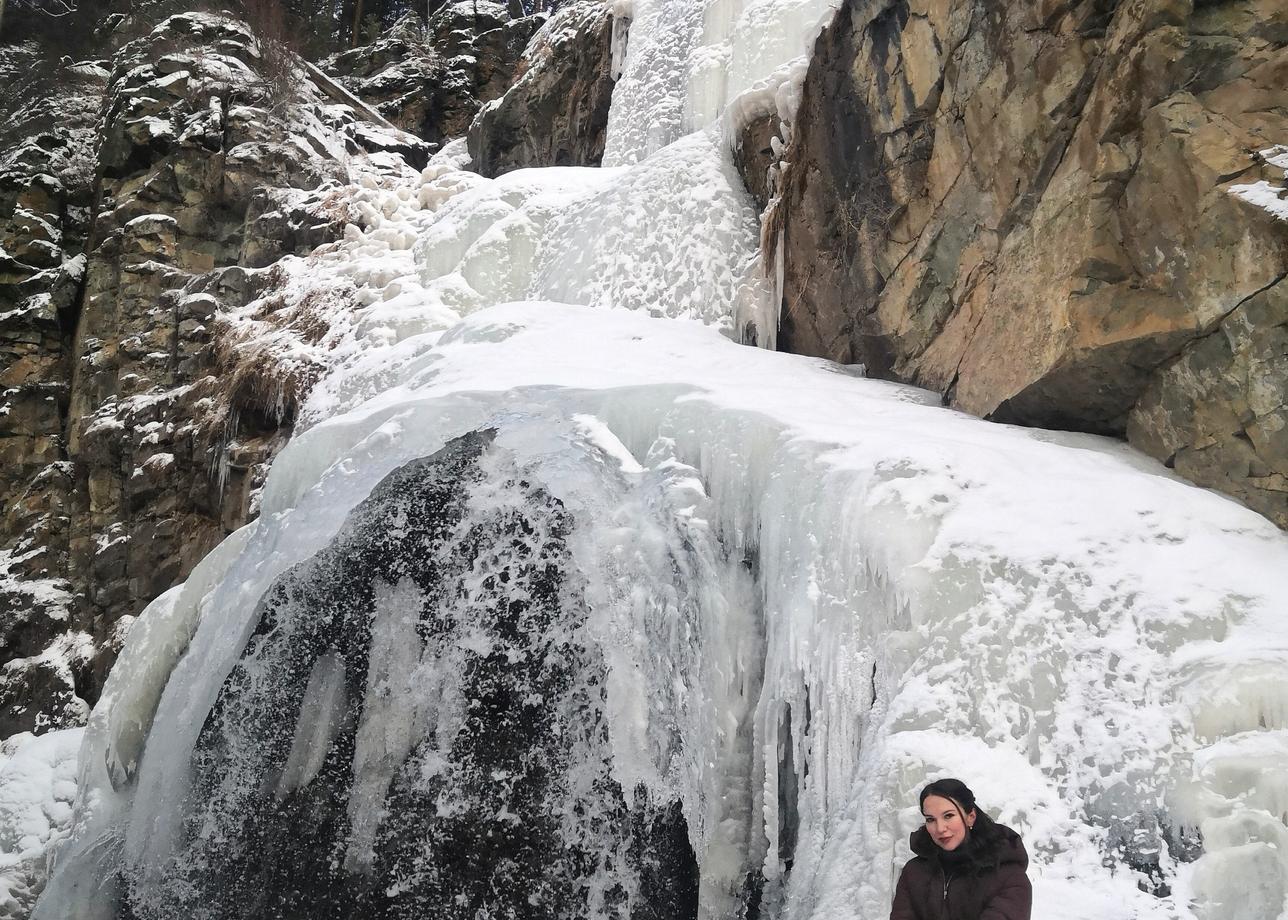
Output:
top-left (29, 0), bottom-right (1288, 918)
top-left (601, 0), bottom-right (703, 165)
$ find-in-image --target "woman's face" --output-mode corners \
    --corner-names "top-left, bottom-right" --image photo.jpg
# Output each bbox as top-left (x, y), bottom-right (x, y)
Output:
top-left (922, 794), bottom-right (975, 851)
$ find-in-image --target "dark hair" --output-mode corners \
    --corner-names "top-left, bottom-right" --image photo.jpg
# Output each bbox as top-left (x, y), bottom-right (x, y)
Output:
top-left (917, 778), bottom-right (1016, 876)
top-left (918, 777), bottom-right (977, 818)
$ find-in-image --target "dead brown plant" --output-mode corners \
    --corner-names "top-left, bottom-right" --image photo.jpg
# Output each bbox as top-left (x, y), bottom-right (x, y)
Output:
top-left (204, 276), bottom-right (355, 441)
top-left (238, 0), bottom-right (302, 113)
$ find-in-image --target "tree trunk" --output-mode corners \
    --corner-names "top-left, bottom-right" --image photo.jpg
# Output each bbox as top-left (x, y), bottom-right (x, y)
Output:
top-left (350, 0), bottom-right (364, 47)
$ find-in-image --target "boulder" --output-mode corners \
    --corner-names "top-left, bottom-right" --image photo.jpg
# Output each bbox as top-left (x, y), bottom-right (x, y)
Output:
top-left (467, 0), bottom-right (617, 176)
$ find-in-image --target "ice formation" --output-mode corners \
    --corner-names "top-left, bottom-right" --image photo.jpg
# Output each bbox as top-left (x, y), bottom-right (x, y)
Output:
top-left (0, 729), bottom-right (80, 917)
top-left (29, 0), bottom-right (1288, 917)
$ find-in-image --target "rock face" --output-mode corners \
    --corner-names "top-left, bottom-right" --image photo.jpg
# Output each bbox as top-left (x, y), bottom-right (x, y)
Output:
top-left (770, 0), bottom-right (1288, 525)
top-left (1129, 279), bottom-right (1288, 525)
top-left (0, 43), bottom-right (112, 737)
top-left (468, 0), bottom-right (617, 176)
top-left (66, 13), bottom-right (350, 657)
top-left (326, 3), bottom-right (543, 151)
top-left (0, 12), bottom-right (426, 739)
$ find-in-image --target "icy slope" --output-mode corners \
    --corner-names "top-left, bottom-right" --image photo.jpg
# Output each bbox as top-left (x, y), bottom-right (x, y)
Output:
top-left (38, 303), bottom-right (1288, 919)
top-left (29, 0), bottom-right (1288, 916)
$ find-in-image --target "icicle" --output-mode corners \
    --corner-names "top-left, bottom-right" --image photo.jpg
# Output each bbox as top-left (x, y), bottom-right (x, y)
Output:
top-left (609, 1), bottom-right (632, 81)
top-left (275, 652), bottom-right (348, 798)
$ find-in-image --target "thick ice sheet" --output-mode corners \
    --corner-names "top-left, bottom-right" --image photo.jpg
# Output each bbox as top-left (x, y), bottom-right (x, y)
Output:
top-left (42, 302), bottom-right (1288, 920)
top-left (292, 305), bottom-right (1288, 920)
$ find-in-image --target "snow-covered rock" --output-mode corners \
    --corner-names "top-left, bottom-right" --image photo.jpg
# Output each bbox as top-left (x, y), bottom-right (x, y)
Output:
top-left (0, 9), bottom-right (418, 741)
top-left (468, 0), bottom-right (618, 176)
top-left (324, 7), bottom-right (541, 151)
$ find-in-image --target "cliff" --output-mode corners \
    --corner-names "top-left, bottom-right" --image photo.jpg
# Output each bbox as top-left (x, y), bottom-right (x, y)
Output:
top-left (0, 6), bottom-right (507, 738)
top-left (767, 0), bottom-right (1288, 526)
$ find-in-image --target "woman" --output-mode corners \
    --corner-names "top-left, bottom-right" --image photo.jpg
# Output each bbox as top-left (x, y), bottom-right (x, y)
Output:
top-left (890, 778), bottom-right (1032, 920)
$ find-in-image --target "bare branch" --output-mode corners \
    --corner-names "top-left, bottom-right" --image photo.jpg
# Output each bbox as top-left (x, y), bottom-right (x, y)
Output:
top-left (8, 0), bottom-right (79, 19)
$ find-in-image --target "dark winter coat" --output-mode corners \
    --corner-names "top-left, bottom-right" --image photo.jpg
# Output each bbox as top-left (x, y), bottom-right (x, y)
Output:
top-left (889, 813), bottom-right (1032, 920)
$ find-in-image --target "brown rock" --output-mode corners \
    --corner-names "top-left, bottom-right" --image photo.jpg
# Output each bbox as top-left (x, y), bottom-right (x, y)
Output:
top-left (769, 0), bottom-right (1288, 524)
top-left (0, 11), bottom-right (358, 740)
top-left (1128, 279), bottom-right (1288, 527)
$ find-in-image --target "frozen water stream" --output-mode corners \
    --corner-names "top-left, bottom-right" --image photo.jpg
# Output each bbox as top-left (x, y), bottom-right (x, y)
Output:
top-left (25, 0), bottom-right (1288, 917)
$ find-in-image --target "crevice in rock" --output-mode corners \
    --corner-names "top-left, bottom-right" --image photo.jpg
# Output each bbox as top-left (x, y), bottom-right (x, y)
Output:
top-left (998, 57), bottom-right (1103, 241)
top-left (776, 701), bottom-right (801, 874)
top-left (1132, 269), bottom-right (1288, 396)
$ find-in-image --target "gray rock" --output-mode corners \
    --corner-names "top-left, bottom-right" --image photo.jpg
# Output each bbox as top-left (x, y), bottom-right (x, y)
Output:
top-left (467, 0), bottom-right (617, 177)
top-left (0, 12), bottom-right (356, 740)
top-left (324, 7), bottom-right (542, 149)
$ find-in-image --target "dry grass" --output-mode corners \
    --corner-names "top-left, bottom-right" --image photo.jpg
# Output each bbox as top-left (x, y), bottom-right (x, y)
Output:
top-left (239, 0), bottom-right (303, 113)
top-left (202, 279), bottom-right (354, 445)
top-left (311, 187), bottom-right (359, 226)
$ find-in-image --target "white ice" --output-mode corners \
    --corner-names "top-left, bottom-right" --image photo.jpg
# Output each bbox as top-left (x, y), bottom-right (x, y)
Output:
top-left (0, 729), bottom-right (81, 919)
top-left (41, 304), bottom-right (1288, 920)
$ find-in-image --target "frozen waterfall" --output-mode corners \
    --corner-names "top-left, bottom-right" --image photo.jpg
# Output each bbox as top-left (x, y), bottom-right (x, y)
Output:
top-left (30, 0), bottom-right (1288, 917)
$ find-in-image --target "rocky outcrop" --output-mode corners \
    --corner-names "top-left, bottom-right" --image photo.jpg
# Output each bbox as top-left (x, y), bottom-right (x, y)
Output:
top-left (1129, 278), bottom-right (1288, 526)
top-left (769, 0), bottom-right (1288, 525)
top-left (0, 46), bottom-right (103, 557)
top-left (326, 3), bottom-right (543, 151)
top-left (0, 43), bottom-right (110, 736)
top-left (467, 0), bottom-right (617, 176)
top-left (0, 12), bottom-right (426, 738)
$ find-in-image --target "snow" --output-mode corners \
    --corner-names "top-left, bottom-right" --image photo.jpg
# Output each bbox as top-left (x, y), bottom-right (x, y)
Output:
top-left (0, 553), bottom-right (73, 617)
top-left (0, 729), bottom-right (81, 918)
top-left (1229, 145), bottom-right (1288, 221)
top-left (27, 2), bottom-right (1288, 919)
top-left (605, 0), bottom-right (835, 163)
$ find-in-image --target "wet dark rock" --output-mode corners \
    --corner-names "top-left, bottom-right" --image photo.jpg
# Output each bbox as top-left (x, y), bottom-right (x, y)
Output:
top-left (733, 111), bottom-right (782, 214)
top-left (113, 429), bottom-right (698, 920)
